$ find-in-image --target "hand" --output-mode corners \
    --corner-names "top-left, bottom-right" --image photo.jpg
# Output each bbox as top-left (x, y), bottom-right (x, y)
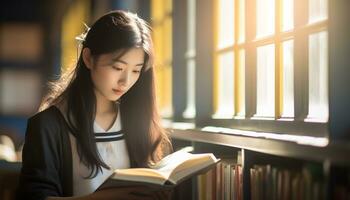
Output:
top-left (91, 186), bottom-right (173, 200)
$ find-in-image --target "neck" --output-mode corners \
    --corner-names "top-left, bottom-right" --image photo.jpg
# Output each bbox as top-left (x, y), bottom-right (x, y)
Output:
top-left (94, 89), bottom-right (116, 115)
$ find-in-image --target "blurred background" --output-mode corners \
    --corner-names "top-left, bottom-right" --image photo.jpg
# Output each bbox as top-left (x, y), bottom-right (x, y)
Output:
top-left (0, 0), bottom-right (154, 156)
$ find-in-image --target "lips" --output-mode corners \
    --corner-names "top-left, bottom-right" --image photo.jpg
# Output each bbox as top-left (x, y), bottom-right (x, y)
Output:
top-left (112, 89), bottom-right (124, 95)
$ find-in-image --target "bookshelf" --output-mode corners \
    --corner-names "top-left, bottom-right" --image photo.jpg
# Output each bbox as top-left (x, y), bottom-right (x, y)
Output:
top-left (171, 129), bottom-right (350, 165)
top-left (170, 129), bottom-right (350, 200)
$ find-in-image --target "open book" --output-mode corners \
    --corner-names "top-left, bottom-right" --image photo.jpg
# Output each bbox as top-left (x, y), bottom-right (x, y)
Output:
top-left (103, 150), bottom-right (219, 188)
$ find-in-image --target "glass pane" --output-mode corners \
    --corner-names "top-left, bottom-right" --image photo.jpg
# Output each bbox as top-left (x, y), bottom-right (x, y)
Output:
top-left (282, 0), bottom-right (294, 31)
top-left (183, 59), bottom-right (196, 118)
top-left (151, 0), bottom-right (164, 21)
top-left (282, 40), bottom-right (294, 117)
top-left (238, 0), bottom-right (245, 43)
top-left (257, 44), bottom-right (275, 117)
top-left (153, 27), bottom-right (163, 63)
top-left (218, 0), bottom-right (234, 48)
top-left (213, 52), bottom-right (235, 118)
top-left (237, 50), bottom-right (245, 116)
top-left (159, 65), bottom-right (173, 117)
top-left (164, 17), bottom-right (172, 63)
top-left (309, 0), bottom-right (328, 23)
top-left (187, 0), bottom-right (196, 53)
top-left (256, 0), bottom-right (275, 38)
top-left (165, 0), bottom-right (172, 13)
top-left (308, 31), bottom-right (328, 121)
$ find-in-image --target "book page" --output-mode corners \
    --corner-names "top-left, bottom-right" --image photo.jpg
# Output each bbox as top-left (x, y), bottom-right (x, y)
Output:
top-left (168, 154), bottom-right (217, 183)
top-left (151, 151), bottom-right (218, 183)
top-left (111, 150), bottom-right (218, 185)
top-left (150, 151), bottom-right (195, 171)
top-left (112, 168), bottom-right (167, 185)
top-left (111, 151), bottom-right (195, 184)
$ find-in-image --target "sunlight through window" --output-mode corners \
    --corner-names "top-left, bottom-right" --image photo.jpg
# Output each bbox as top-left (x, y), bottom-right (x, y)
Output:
top-left (183, 59), bottom-right (196, 118)
top-left (309, 0), bottom-right (328, 24)
top-left (238, 0), bottom-right (245, 43)
top-left (237, 50), bottom-right (245, 116)
top-left (308, 31), bottom-right (328, 122)
top-left (257, 44), bottom-right (275, 117)
top-left (282, 40), bottom-right (294, 117)
top-left (256, 0), bottom-right (275, 38)
top-left (282, 0), bottom-right (294, 31)
top-left (218, 0), bottom-right (234, 48)
top-left (183, 0), bottom-right (196, 118)
top-left (213, 52), bottom-right (234, 118)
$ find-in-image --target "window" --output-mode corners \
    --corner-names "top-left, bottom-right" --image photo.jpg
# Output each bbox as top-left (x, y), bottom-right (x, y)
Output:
top-left (210, 0), bottom-right (329, 136)
top-left (213, 0), bottom-right (245, 119)
top-left (169, 0), bottom-right (331, 137)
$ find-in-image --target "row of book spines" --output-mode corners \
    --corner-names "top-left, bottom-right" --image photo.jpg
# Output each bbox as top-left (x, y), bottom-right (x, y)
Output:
top-left (197, 161), bottom-right (243, 200)
top-left (250, 164), bottom-right (325, 200)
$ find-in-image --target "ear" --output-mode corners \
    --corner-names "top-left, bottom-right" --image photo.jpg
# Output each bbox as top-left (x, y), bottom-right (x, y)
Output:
top-left (82, 48), bottom-right (93, 69)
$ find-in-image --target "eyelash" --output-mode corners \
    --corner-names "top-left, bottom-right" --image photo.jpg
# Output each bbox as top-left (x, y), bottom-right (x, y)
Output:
top-left (112, 66), bottom-right (141, 74)
top-left (113, 66), bottom-right (123, 71)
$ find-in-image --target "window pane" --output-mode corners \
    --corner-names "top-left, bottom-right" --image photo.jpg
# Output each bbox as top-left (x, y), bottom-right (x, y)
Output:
top-left (257, 44), bottom-right (275, 117)
top-left (308, 31), bottom-right (328, 121)
top-left (237, 50), bottom-right (245, 116)
top-left (309, 0), bottom-right (328, 24)
top-left (153, 25), bottom-right (163, 60)
top-left (183, 59), bottom-right (196, 118)
top-left (183, 0), bottom-right (196, 119)
top-left (213, 52), bottom-right (234, 118)
top-left (256, 0), bottom-right (275, 38)
top-left (151, 0), bottom-right (164, 21)
top-left (187, 0), bottom-right (196, 53)
top-left (282, 0), bottom-right (294, 31)
top-left (152, 1), bottom-right (173, 117)
top-left (238, 0), bottom-right (245, 43)
top-left (282, 40), bottom-right (294, 117)
top-left (164, 17), bottom-right (172, 64)
top-left (218, 0), bottom-right (234, 48)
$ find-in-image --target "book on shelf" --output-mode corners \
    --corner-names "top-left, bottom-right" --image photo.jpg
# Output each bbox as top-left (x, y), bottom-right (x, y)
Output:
top-left (99, 149), bottom-right (220, 189)
top-left (196, 153), bottom-right (243, 200)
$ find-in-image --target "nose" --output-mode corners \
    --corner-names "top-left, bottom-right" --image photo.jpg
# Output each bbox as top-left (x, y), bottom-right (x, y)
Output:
top-left (118, 70), bottom-right (131, 87)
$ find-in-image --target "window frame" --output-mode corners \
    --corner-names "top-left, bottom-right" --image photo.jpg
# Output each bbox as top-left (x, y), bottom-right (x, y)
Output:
top-left (171, 0), bottom-right (350, 139)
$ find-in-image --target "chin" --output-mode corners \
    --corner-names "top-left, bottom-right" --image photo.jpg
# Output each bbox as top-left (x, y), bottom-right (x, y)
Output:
top-left (110, 95), bottom-right (122, 102)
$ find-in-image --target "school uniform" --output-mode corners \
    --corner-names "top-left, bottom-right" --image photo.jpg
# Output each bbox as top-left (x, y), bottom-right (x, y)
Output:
top-left (16, 106), bottom-right (130, 200)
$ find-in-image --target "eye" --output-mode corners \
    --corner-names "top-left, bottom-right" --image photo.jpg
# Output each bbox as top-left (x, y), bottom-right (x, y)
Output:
top-left (133, 70), bottom-right (141, 74)
top-left (112, 66), bottom-right (123, 71)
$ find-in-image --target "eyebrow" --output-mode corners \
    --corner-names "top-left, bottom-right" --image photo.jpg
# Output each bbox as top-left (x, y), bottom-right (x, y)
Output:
top-left (113, 59), bottom-right (144, 67)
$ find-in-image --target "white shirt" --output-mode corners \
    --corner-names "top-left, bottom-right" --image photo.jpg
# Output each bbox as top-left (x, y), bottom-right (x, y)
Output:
top-left (69, 110), bottom-right (130, 196)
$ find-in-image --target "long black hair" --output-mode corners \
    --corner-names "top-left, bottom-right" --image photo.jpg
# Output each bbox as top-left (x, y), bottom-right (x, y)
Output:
top-left (40, 10), bottom-right (172, 178)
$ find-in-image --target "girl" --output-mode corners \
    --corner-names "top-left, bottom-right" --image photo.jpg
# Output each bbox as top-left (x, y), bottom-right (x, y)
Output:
top-left (17, 10), bottom-right (172, 200)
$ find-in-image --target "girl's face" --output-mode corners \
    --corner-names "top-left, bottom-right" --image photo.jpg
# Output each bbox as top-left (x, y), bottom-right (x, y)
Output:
top-left (84, 47), bottom-right (145, 102)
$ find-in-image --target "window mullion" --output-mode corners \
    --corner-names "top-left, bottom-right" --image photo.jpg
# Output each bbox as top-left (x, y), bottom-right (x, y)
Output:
top-left (234, 0), bottom-right (240, 115)
top-left (294, 0), bottom-right (309, 120)
top-left (245, 0), bottom-right (257, 118)
top-left (213, 0), bottom-right (219, 116)
top-left (275, 0), bottom-right (282, 118)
